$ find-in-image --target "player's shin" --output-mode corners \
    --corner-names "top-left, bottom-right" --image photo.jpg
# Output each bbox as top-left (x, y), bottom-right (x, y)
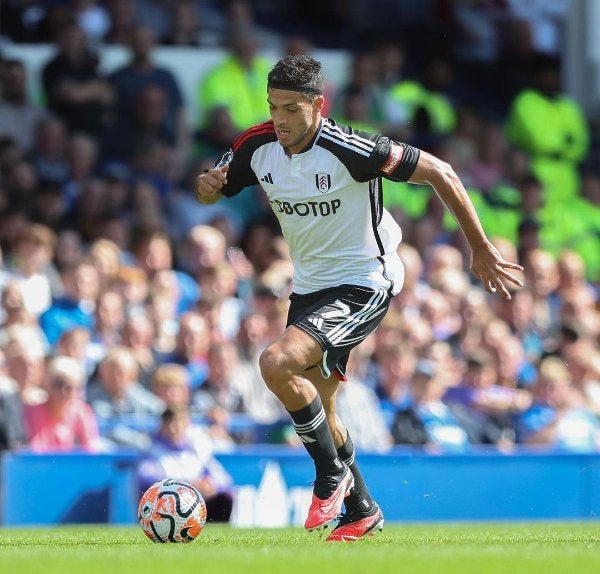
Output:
top-left (288, 395), bottom-right (345, 485)
top-left (336, 432), bottom-right (375, 516)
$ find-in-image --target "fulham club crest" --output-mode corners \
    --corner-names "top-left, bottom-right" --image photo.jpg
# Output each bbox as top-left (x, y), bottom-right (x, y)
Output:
top-left (315, 173), bottom-right (331, 193)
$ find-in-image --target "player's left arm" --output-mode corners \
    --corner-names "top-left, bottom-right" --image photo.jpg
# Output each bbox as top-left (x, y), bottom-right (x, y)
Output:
top-left (408, 149), bottom-right (524, 299)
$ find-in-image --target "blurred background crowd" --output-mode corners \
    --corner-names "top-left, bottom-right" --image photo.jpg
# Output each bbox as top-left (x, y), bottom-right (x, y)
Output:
top-left (0, 0), bottom-right (598, 471)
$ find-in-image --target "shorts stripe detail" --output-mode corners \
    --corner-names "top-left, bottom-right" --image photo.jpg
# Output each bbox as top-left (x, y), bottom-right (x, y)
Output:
top-left (292, 408), bottom-right (326, 432)
top-left (326, 309), bottom-right (387, 347)
top-left (325, 289), bottom-right (387, 345)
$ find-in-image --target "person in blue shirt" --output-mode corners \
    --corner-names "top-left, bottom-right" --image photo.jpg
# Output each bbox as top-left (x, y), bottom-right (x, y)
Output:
top-left (517, 357), bottom-right (600, 452)
top-left (39, 258), bottom-right (98, 347)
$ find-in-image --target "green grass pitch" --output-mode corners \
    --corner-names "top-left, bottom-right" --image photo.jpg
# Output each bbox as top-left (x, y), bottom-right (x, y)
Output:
top-left (1, 523), bottom-right (600, 574)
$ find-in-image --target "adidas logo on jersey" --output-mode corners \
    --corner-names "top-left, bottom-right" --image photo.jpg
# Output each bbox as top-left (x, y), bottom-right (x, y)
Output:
top-left (260, 173), bottom-right (274, 184)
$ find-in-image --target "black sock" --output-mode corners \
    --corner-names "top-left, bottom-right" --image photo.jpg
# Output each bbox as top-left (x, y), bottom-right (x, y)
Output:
top-left (288, 396), bottom-right (344, 480)
top-left (337, 432), bottom-right (374, 516)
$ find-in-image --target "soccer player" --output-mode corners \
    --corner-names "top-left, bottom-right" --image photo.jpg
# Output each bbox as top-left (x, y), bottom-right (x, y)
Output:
top-left (195, 55), bottom-right (523, 541)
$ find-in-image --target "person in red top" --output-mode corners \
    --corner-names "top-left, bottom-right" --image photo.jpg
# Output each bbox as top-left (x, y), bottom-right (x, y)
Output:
top-left (24, 355), bottom-right (101, 453)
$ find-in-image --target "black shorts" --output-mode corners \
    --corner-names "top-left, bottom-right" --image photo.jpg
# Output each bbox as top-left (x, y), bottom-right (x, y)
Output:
top-left (286, 284), bottom-right (391, 380)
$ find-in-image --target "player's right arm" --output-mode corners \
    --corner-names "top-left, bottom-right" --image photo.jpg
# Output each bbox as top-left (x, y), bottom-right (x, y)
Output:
top-left (195, 121), bottom-right (275, 205)
top-left (195, 165), bottom-right (228, 205)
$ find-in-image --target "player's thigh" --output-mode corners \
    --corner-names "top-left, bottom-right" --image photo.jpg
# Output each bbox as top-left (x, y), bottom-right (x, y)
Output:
top-left (288, 285), bottom-right (391, 378)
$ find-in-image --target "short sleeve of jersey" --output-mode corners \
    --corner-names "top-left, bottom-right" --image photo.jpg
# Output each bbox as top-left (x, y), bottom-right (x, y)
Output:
top-left (217, 121), bottom-right (276, 198)
top-left (216, 146), bottom-right (257, 198)
top-left (371, 135), bottom-right (420, 182)
top-left (317, 120), bottom-right (420, 183)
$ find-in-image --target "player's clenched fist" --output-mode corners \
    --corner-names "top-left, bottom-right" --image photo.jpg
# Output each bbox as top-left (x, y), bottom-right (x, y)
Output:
top-left (195, 165), bottom-right (228, 205)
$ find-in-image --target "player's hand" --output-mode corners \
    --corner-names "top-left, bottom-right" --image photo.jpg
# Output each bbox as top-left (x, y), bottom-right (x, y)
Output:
top-left (195, 164), bottom-right (228, 204)
top-left (470, 241), bottom-right (524, 300)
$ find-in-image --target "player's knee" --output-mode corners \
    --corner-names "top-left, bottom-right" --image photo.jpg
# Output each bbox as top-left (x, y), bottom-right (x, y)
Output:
top-left (259, 345), bottom-right (292, 390)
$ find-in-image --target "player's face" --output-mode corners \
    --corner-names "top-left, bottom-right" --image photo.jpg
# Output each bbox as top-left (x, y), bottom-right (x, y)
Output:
top-left (267, 88), bottom-right (324, 156)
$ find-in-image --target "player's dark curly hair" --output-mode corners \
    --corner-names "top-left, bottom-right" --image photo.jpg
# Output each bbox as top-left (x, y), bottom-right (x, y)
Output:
top-left (267, 55), bottom-right (324, 98)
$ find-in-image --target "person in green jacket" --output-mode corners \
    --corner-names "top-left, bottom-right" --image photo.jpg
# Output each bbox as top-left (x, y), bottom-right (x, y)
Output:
top-left (197, 32), bottom-right (272, 131)
top-left (505, 54), bottom-right (589, 206)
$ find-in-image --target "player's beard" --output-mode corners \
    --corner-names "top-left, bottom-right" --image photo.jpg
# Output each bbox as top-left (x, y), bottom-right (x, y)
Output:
top-left (278, 123), bottom-right (313, 152)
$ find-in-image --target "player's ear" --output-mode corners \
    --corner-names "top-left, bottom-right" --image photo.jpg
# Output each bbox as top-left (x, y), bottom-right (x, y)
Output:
top-left (313, 95), bottom-right (325, 113)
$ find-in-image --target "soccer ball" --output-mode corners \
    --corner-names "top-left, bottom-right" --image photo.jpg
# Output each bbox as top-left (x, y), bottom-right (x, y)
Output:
top-left (138, 478), bottom-right (207, 543)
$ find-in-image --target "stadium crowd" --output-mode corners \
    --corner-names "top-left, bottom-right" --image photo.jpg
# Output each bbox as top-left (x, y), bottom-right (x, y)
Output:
top-left (0, 0), bottom-right (598, 463)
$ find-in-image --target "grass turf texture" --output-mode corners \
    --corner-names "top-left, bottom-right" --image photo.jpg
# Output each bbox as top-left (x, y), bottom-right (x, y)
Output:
top-left (1, 523), bottom-right (600, 574)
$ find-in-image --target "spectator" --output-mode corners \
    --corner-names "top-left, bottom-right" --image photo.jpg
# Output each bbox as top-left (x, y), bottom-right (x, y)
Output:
top-left (104, 0), bottom-right (136, 45)
top-left (0, 349), bottom-right (26, 450)
top-left (419, 288), bottom-right (462, 345)
top-left (120, 310), bottom-right (165, 388)
top-left (55, 326), bottom-right (92, 378)
top-left (372, 343), bottom-right (416, 428)
top-left (167, 157), bottom-right (244, 244)
top-left (557, 249), bottom-right (595, 301)
top-left (39, 257), bottom-right (99, 346)
top-left (41, 20), bottom-right (115, 137)
top-left (387, 56), bottom-right (457, 140)
top-left (162, 311), bottom-right (211, 391)
top-left (28, 116), bottom-right (69, 186)
top-left (130, 179), bottom-right (166, 231)
top-left (456, 287), bottom-right (495, 359)
top-left (506, 54), bottom-right (589, 208)
top-left (332, 50), bottom-right (388, 132)
top-left (234, 311), bottom-right (285, 425)
top-left (85, 288), bottom-right (125, 366)
top-left (562, 339), bottom-right (600, 416)
top-left (23, 354), bottom-right (101, 453)
top-left (62, 131), bottom-right (100, 211)
top-left (569, 172), bottom-right (600, 281)
top-left (130, 227), bottom-right (199, 314)
top-left (88, 238), bottom-right (122, 291)
top-left (150, 363), bottom-right (190, 409)
top-left (178, 224), bottom-right (228, 279)
top-left (495, 334), bottom-right (537, 389)
top-left (517, 357), bottom-right (600, 452)
top-left (161, 0), bottom-right (205, 47)
top-left (336, 350), bottom-right (392, 453)
top-left (0, 280), bottom-right (37, 332)
top-left (194, 104), bottom-right (239, 159)
top-left (196, 262), bottom-right (244, 342)
top-left (191, 341), bottom-right (247, 417)
top-left (191, 340), bottom-right (253, 444)
top-left (107, 24), bottom-right (188, 174)
top-left (137, 405), bottom-right (234, 522)
top-left (113, 265), bottom-right (148, 315)
top-left (444, 352), bottom-right (531, 447)
top-left (522, 248), bottom-right (561, 340)
top-left (151, 361), bottom-right (235, 448)
top-left (197, 30), bottom-right (272, 131)
top-left (392, 359), bottom-right (471, 452)
top-left (86, 345), bottom-right (164, 419)
top-left (53, 228), bottom-right (85, 272)
top-left (3, 325), bottom-right (48, 407)
top-left (0, 59), bottom-right (48, 152)
top-left (6, 223), bottom-right (58, 318)
top-left (101, 83), bottom-right (182, 181)
top-left (393, 243), bottom-right (429, 317)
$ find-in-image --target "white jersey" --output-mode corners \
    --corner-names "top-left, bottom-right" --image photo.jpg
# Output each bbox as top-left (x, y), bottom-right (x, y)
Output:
top-left (219, 118), bottom-right (420, 295)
